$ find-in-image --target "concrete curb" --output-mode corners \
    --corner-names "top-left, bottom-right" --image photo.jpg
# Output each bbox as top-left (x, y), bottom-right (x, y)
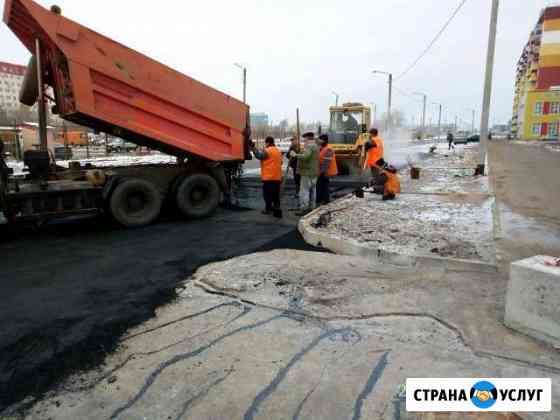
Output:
top-left (298, 209), bottom-right (498, 273)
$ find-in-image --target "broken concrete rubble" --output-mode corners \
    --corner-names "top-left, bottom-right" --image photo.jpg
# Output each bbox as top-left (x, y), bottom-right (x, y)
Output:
top-left (299, 144), bottom-right (495, 265)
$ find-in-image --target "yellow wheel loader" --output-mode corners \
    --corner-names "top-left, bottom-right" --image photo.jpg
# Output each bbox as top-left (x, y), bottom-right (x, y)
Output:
top-left (328, 103), bottom-right (371, 175)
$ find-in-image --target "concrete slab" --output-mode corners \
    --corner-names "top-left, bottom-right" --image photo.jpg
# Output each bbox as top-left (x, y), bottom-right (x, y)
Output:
top-left (505, 256), bottom-right (560, 347)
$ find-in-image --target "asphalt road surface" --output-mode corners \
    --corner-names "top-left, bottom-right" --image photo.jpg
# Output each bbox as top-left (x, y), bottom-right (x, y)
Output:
top-left (0, 206), bottom-right (315, 410)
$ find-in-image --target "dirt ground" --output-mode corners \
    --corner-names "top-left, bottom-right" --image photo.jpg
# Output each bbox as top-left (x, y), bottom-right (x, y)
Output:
top-left (489, 141), bottom-right (560, 267)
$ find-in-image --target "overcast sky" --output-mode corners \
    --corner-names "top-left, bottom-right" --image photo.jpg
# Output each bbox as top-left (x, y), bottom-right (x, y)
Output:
top-left (0, 0), bottom-right (557, 128)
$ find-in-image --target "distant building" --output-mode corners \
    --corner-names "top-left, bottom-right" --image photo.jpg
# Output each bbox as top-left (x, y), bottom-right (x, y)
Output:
top-left (513, 6), bottom-right (560, 140)
top-left (0, 61), bottom-right (26, 113)
top-left (250, 113), bottom-right (269, 127)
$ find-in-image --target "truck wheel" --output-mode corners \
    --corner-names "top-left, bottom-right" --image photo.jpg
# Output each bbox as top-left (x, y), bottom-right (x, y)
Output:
top-left (176, 174), bottom-right (220, 219)
top-left (110, 179), bottom-right (162, 227)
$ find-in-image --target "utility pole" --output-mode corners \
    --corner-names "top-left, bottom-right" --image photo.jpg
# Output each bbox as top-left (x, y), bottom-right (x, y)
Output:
top-left (471, 109), bottom-right (476, 135)
top-left (332, 92), bottom-right (340, 107)
top-left (372, 70), bottom-right (393, 131)
top-left (296, 108), bottom-right (301, 150)
top-left (439, 104), bottom-right (442, 138)
top-left (234, 63), bottom-right (247, 103)
top-left (388, 73), bottom-right (393, 130)
top-left (414, 92), bottom-right (427, 140)
top-left (455, 115), bottom-right (458, 132)
top-left (433, 103), bottom-right (442, 140)
top-left (478, 0), bottom-right (500, 175)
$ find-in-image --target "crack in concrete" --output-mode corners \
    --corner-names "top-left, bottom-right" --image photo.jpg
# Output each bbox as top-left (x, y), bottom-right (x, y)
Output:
top-left (109, 314), bottom-right (285, 420)
top-left (243, 327), bottom-right (357, 420)
top-left (122, 302), bottom-right (241, 342)
top-left (174, 367), bottom-right (234, 420)
top-left (194, 283), bottom-right (560, 375)
top-left (63, 303), bottom-right (252, 394)
top-left (351, 351), bottom-right (390, 420)
top-left (195, 282), bottom-right (469, 347)
top-left (291, 344), bottom-right (386, 420)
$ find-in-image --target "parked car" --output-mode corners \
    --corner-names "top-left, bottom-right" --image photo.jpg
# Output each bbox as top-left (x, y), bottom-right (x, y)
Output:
top-left (53, 145), bottom-right (73, 160)
top-left (107, 138), bottom-right (138, 153)
top-left (467, 135), bottom-right (480, 143)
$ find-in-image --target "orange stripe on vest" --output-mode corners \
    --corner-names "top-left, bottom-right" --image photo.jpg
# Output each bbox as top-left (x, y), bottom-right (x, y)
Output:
top-left (319, 145), bottom-right (338, 177)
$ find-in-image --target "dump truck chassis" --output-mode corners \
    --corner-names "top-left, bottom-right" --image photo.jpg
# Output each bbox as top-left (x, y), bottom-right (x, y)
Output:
top-left (3, 161), bottom-right (233, 227)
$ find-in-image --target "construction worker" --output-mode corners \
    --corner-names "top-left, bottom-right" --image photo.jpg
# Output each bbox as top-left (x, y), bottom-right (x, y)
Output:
top-left (286, 137), bottom-right (301, 197)
top-left (316, 134), bottom-right (338, 206)
top-left (364, 128), bottom-right (385, 179)
top-left (447, 131), bottom-right (455, 150)
top-left (251, 136), bottom-right (283, 218)
top-left (289, 132), bottom-right (319, 215)
top-left (374, 158), bottom-right (401, 201)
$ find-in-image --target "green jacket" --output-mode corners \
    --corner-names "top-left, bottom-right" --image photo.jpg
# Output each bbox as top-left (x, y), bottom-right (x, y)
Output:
top-left (296, 144), bottom-right (319, 177)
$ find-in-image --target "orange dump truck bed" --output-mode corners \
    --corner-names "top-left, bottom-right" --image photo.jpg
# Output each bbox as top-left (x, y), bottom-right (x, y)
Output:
top-left (3, 0), bottom-right (250, 162)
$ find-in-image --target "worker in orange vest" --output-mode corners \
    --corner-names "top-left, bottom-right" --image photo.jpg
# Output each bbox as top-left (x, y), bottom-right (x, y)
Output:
top-left (364, 128), bottom-right (385, 178)
top-left (316, 134), bottom-right (338, 206)
top-left (374, 158), bottom-right (401, 201)
top-left (251, 136), bottom-right (283, 218)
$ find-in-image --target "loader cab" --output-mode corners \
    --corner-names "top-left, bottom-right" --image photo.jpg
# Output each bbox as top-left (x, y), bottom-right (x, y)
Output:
top-left (328, 104), bottom-right (371, 145)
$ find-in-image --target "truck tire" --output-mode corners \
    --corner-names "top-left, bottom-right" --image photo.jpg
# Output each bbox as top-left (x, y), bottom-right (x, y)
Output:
top-left (176, 174), bottom-right (220, 219)
top-left (109, 179), bottom-right (162, 227)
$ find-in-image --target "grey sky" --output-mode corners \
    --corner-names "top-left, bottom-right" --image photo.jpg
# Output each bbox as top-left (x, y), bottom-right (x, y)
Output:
top-left (0, 0), bottom-right (555, 127)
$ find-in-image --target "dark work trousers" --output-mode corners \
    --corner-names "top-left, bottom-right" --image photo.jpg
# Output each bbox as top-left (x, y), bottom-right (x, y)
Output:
top-left (263, 181), bottom-right (281, 212)
top-left (316, 175), bottom-right (331, 206)
top-left (292, 168), bottom-right (301, 195)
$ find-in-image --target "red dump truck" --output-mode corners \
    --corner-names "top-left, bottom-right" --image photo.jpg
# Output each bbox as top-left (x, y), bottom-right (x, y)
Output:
top-left (0, 0), bottom-right (251, 227)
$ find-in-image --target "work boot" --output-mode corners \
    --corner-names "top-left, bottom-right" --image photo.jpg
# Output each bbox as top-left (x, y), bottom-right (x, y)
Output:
top-left (0, 211), bottom-right (7, 225)
top-left (261, 210), bottom-right (272, 216)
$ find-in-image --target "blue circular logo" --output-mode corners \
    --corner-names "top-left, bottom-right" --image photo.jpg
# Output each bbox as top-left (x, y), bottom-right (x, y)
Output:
top-left (470, 381), bottom-right (498, 409)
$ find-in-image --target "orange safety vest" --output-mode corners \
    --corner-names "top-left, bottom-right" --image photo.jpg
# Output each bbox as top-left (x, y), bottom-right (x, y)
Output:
top-left (384, 170), bottom-right (401, 195)
top-left (319, 145), bottom-right (338, 177)
top-left (366, 136), bottom-right (385, 168)
top-left (261, 146), bottom-right (283, 181)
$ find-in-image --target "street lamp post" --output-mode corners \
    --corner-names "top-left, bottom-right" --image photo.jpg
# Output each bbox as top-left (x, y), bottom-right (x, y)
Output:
top-left (413, 92), bottom-right (427, 140)
top-left (234, 63), bottom-right (247, 104)
top-left (372, 70), bottom-right (393, 131)
top-left (478, 0), bottom-right (500, 175)
top-left (467, 108), bottom-right (476, 135)
top-left (332, 91), bottom-right (340, 107)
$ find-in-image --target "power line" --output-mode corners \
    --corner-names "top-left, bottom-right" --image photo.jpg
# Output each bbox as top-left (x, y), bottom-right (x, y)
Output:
top-left (396, 0), bottom-right (469, 80)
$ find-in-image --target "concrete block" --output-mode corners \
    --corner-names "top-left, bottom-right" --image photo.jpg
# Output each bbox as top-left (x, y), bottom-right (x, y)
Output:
top-left (505, 256), bottom-right (560, 347)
